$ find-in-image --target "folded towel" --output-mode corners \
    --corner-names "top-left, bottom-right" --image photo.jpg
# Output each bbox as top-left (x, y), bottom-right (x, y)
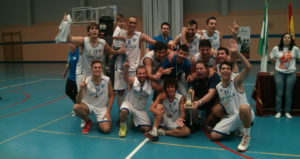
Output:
top-left (55, 14), bottom-right (72, 43)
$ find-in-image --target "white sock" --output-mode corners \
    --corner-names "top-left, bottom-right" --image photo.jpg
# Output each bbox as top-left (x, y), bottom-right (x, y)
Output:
top-left (120, 122), bottom-right (126, 126)
top-left (244, 128), bottom-right (250, 136)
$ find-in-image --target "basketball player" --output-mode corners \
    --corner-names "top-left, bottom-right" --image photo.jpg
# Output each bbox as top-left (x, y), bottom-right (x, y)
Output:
top-left (73, 60), bottom-right (114, 134)
top-left (210, 39), bottom-right (254, 152)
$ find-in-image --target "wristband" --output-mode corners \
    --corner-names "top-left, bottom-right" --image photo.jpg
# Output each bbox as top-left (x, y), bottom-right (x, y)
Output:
top-left (198, 99), bottom-right (202, 106)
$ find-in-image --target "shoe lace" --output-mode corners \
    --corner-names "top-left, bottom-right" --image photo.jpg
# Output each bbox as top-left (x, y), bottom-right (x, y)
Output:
top-left (149, 129), bottom-right (158, 136)
top-left (83, 124), bottom-right (89, 129)
top-left (241, 136), bottom-right (249, 145)
top-left (83, 121), bottom-right (91, 129)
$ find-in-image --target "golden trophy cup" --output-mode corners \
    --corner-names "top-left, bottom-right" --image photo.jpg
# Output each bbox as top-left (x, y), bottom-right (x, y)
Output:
top-left (185, 88), bottom-right (194, 126)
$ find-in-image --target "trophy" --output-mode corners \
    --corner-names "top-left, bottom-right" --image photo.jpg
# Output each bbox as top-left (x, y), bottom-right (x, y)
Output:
top-left (185, 88), bottom-right (194, 126)
top-left (185, 88), bottom-right (193, 109)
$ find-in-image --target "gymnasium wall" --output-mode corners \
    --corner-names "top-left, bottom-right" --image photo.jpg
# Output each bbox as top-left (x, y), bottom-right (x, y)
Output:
top-left (0, 0), bottom-right (299, 62)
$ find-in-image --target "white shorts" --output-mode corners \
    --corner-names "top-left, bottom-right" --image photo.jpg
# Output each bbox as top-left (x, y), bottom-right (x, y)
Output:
top-left (114, 70), bottom-right (127, 91)
top-left (160, 115), bottom-right (180, 130)
top-left (212, 108), bottom-right (255, 135)
top-left (120, 101), bottom-right (151, 127)
top-left (82, 101), bottom-right (109, 123)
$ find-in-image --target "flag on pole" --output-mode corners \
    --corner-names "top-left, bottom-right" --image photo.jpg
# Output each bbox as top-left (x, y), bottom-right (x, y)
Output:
top-left (288, 1), bottom-right (295, 43)
top-left (258, 0), bottom-right (268, 72)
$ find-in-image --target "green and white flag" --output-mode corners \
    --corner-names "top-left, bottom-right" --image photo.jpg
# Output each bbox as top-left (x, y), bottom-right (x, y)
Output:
top-left (258, 1), bottom-right (268, 72)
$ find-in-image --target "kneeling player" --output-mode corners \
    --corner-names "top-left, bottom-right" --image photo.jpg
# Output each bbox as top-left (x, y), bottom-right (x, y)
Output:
top-left (145, 79), bottom-right (190, 141)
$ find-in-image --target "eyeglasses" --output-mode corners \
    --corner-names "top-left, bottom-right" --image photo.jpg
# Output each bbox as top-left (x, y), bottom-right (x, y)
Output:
top-left (129, 21), bottom-right (137, 24)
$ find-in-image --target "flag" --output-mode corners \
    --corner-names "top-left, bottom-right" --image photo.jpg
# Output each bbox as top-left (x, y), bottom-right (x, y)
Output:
top-left (288, 2), bottom-right (295, 43)
top-left (258, 1), bottom-right (268, 72)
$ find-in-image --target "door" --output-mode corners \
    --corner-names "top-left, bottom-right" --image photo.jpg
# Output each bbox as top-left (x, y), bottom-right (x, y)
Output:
top-left (2, 32), bottom-right (23, 61)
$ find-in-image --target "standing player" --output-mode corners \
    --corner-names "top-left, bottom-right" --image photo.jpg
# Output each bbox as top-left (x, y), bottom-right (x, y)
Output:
top-left (59, 14), bottom-right (125, 91)
top-left (114, 16), bottom-right (156, 108)
top-left (210, 39), bottom-right (254, 152)
top-left (73, 60), bottom-right (114, 134)
top-left (172, 20), bottom-right (202, 60)
top-left (198, 17), bottom-right (223, 52)
top-left (146, 22), bottom-right (173, 52)
top-left (124, 16), bottom-right (156, 77)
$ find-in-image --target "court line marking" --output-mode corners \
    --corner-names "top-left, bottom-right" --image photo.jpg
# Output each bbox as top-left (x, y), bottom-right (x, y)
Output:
top-left (0, 78), bottom-right (63, 90)
top-left (33, 129), bottom-right (127, 141)
top-left (0, 113), bottom-right (70, 145)
top-left (152, 141), bottom-right (300, 158)
top-left (202, 127), bottom-right (254, 159)
top-left (0, 90), bottom-right (30, 110)
top-left (0, 79), bottom-right (43, 90)
top-left (0, 95), bottom-right (66, 118)
top-left (247, 151), bottom-right (300, 157)
top-left (151, 142), bottom-right (224, 151)
top-left (0, 71), bottom-right (60, 83)
top-left (125, 138), bottom-right (149, 159)
top-left (18, 128), bottom-right (300, 158)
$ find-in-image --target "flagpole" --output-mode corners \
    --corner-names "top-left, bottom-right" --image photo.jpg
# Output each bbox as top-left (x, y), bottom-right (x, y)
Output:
top-left (260, 0), bottom-right (268, 72)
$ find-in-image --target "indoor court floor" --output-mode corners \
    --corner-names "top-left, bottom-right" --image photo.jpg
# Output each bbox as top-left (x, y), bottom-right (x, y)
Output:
top-left (0, 63), bottom-right (300, 159)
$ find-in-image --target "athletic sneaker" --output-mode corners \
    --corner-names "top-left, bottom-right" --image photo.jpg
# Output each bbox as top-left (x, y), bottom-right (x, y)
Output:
top-left (157, 128), bottom-right (165, 136)
top-left (237, 135), bottom-right (250, 152)
top-left (144, 128), bottom-right (159, 141)
top-left (119, 125), bottom-right (127, 137)
top-left (285, 113), bottom-right (293, 119)
top-left (81, 120), bottom-right (92, 134)
top-left (71, 111), bottom-right (76, 117)
top-left (275, 112), bottom-right (281, 118)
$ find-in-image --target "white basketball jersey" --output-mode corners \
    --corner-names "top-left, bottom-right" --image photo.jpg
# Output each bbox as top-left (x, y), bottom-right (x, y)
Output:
top-left (180, 33), bottom-right (201, 59)
top-left (202, 30), bottom-right (220, 51)
top-left (194, 53), bottom-right (216, 67)
top-left (140, 50), bottom-right (163, 74)
top-left (162, 93), bottom-right (183, 122)
top-left (76, 37), bottom-right (106, 75)
top-left (216, 80), bottom-right (249, 116)
top-left (125, 31), bottom-right (142, 72)
top-left (82, 75), bottom-right (110, 108)
top-left (124, 77), bottom-right (152, 110)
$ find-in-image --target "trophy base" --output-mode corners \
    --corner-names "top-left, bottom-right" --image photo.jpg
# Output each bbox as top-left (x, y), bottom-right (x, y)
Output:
top-left (185, 103), bottom-right (193, 109)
